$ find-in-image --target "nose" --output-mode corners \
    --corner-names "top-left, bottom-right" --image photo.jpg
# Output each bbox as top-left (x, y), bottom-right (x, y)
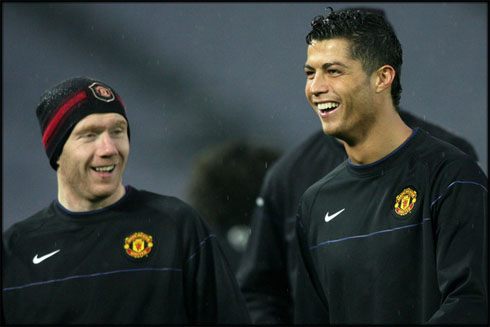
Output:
top-left (309, 73), bottom-right (329, 96)
top-left (96, 132), bottom-right (118, 157)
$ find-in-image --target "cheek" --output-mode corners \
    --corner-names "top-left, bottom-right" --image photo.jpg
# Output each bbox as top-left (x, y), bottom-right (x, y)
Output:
top-left (59, 155), bottom-right (79, 174)
top-left (305, 83), bottom-right (313, 102)
top-left (119, 141), bottom-right (130, 159)
top-left (57, 157), bottom-right (80, 186)
top-left (58, 147), bottom-right (88, 172)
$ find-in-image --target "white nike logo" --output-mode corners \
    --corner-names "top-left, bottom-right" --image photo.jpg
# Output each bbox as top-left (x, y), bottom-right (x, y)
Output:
top-left (33, 249), bottom-right (61, 264)
top-left (325, 208), bottom-right (345, 222)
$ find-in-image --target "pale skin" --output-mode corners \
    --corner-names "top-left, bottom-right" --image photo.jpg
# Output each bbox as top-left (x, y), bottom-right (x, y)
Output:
top-left (304, 38), bottom-right (412, 165)
top-left (56, 113), bottom-right (129, 212)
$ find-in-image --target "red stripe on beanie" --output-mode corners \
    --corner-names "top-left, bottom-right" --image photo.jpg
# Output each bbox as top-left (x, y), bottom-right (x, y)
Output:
top-left (42, 91), bottom-right (88, 148)
top-left (116, 95), bottom-right (126, 113)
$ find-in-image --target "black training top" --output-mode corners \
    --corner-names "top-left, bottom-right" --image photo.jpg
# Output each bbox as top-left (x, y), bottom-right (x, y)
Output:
top-left (236, 110), bottom-right (480, 324)
top-left (2, 186), bottom-right (251, 325)
top-left (295, 128), bottom-right (488, 324)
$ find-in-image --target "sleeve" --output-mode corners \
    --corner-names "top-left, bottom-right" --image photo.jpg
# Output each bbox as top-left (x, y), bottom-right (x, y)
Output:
top-left (293, 196), bottom-right (330, 324)
top-left (235, 182), bottom-right (292, 324)
top-left (427, 159), bottom-right (488, 324)
top-left (181, 207), bottom-right (251, 325)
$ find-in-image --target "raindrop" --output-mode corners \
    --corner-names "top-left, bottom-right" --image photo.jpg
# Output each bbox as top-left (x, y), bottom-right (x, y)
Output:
top-left (226, 225), bottom-right (251, 252)
top-left (256, 197), bottom-right (264, 207)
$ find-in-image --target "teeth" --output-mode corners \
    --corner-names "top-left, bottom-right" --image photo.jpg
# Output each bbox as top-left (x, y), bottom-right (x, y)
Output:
top-left (94, 165), bottom-right (115, 172)
top-left (318, 102), bottom-right (339, 110)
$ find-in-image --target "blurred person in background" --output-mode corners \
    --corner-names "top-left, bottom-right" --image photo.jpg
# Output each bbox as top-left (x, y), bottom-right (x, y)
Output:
top-left (237, 7), bottom-right (483, 325)
top-left (188, 141), bottom-right (281, 273)
top-left (2, 76), bottom-right (251, 325)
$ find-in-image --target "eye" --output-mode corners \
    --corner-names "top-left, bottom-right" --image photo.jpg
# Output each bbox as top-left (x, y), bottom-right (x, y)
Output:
top-left (327, 68), bottom-right (341, 76)
top-left (77, 132), bottom-right (96, 142)
top-left (305, 70), bottom-right (315, 79)
top-left (111, 126), bottom-right (126, 137)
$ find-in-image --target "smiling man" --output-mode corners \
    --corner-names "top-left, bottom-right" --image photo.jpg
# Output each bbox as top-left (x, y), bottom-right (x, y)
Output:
top-left (2, 77), bottom-right (251, 325)
top-left (294, 8), bottom-right (488, 324)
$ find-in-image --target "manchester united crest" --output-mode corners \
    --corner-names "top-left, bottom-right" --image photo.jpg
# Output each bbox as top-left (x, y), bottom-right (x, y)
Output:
top-left (394, 187), bottom-right (417, 216)
top-left (124, 232), bottom-right (154, 259)
top-left (88, 82), bottom-right (115, 102)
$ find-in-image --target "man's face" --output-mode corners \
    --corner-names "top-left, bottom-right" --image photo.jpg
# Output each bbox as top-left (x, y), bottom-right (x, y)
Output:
top-left (56, 113), bottom-right (129, 206)
top-left (304, 38), bottom-right (378, 142)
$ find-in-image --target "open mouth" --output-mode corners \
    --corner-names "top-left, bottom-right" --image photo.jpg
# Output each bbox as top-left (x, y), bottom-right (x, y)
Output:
top-left (318, 101), bottom-right (340, 115)
top-left (92, 165), bottom-right (115, 173)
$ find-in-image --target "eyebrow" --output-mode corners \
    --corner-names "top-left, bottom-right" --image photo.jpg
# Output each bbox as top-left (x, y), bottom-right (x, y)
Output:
top-left (74, 120), bottom-right (127, 135)
top-left (304, 62), bottom-right (349, 70)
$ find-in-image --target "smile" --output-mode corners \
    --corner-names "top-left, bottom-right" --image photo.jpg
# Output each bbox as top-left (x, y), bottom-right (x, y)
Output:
top-left (93, 165), bottom-right (115, 173)
top-left (317, 101), bottom-right (339, 114)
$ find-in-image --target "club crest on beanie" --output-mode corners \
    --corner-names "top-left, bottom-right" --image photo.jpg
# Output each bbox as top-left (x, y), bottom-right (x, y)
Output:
top-left (36, 77), bottom-right (130, 170)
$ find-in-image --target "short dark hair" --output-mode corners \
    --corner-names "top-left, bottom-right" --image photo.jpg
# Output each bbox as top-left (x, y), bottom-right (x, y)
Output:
top-left (306, 7), bottom-right (403, 107)
top-left (188, 141), bottom-right (281, 230)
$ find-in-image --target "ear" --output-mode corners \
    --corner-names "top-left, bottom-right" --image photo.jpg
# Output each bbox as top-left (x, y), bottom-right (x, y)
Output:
top-left (375, 65), bottom-right (395, 93)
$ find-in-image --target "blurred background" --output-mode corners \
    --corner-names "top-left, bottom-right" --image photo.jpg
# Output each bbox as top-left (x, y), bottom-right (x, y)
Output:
top-left (2, 2), bottom-right (487, 230)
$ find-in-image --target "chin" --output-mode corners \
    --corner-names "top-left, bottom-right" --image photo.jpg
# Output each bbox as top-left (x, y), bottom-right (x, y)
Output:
top-left (321, 123), bottom-right (339, 137)
top-left (321, 124), bottom-right (349, 142)
top-left (91, 184), bottom-right (121, 199)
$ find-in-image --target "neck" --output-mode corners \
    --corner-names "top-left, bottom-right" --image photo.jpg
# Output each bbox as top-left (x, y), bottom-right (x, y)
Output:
top-left (342, 108), bottom-right (412, 166)
top-left (57, 184), bottom-right (126, 212)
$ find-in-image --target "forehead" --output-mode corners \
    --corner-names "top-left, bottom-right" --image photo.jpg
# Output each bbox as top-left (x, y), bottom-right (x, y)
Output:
top-left (306, 38), bottom-right (354, 63)
top-left (72, 113), bottom-right (127, 131)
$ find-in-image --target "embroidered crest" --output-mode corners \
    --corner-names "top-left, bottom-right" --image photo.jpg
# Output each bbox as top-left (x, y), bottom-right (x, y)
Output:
top-left (88, 82), bottom-right (115, 102)
top-left (394, 187), bottom-right (417, 216)
top-left (124, 232), bottom-right (154, 259)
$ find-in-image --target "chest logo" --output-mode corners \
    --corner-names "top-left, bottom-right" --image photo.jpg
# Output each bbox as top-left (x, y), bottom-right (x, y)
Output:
top-left (124, 232), bottom-right (154, 259)
top-left (325, 208), bottom-right (345, 222)
top-left (394, 187), bottom-right (417, 216)
top-left (33, 249), bottom-right (61, 264)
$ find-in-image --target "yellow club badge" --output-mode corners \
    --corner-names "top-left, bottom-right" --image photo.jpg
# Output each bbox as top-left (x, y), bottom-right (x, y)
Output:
top-left (394, 187), bottom-right (417, 216)
top-left (124, 232), bottom-right (154, 259)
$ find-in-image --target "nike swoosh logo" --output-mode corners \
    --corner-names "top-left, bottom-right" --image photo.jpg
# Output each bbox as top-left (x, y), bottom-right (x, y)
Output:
top-left (33, 249), bottom-right (61, 264)
top-left (325, 208), bottom-right (345, 222)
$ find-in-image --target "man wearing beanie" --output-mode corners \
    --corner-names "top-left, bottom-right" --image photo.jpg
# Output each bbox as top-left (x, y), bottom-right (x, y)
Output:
top-left (2, 77), bottom-right (251, 325)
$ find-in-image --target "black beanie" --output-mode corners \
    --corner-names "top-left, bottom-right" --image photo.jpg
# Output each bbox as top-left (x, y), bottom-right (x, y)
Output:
top-left (36, 77), bottom-right (130, 170)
